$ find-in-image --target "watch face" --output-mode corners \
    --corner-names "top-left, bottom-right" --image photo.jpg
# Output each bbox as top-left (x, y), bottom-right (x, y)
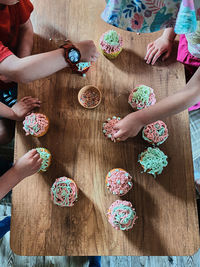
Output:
top-left (68, 48), bottom-right (80, 63)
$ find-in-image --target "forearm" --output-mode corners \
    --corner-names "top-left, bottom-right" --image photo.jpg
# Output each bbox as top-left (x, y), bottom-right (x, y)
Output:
top-left (17, 20), bottom-right (34, 58)
top-left (0, 103), bottom-right (15, 120)
top-left (1, 48), bottom-right (69, 83)
top-left (0, 167), bottom-right (21, 200)
top-left (136, 67), bottom-right (200, 125)
top-left (162, 28), bottom-right (176, 42)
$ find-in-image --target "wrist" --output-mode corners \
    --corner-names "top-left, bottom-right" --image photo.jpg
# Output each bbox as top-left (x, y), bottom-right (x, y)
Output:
top-left (162, 29), bottom-right (176, 42)
top-left (8, 166), bottom-right (24, 183)
top-left (8, 108), bottom-right (18, 121)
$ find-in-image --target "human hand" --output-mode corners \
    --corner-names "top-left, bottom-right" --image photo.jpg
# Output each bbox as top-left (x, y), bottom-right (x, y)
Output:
top-left (74, 40), bottom-right (99, 62)
top-left (113, 112), bottom-right (144, 141)
top-left (144, 36), bottom-right (173, 65)
top-left (11, 96), bottom-right (41, 121)
top-left (12, 149), bottom-right (42, 181)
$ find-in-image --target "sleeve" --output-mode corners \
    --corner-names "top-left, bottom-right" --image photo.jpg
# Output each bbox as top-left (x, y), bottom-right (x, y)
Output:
top-left (0, 41), bottom-right (13, 63)
top-left (18, 0), bottom-right (34, 25)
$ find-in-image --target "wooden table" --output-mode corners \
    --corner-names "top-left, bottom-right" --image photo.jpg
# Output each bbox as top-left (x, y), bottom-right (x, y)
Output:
top-left (11, 0), bottom-right (199, 256)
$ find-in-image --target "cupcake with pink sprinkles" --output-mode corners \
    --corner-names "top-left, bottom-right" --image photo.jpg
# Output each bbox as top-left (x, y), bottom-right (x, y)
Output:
top-left (23, 113), bottom-right (49, 137)
top-left (100, 30), bottom-right (123, 59)
top-left (102, 116), bottom-right (121, 142)
top-left (106, 168), bottom-right (133, 196)
top-left (128, 85), bottom-right (156, 110)
top-left (107, 200), bottom-right (138, 231)
top-left (142, 120), bottom-right (169, 146)
top-left (51, 177), bottom-right (78, 207)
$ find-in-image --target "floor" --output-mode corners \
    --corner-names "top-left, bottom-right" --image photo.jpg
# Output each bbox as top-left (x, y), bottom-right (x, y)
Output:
top-left (0, 110), bottom-right (200, 267)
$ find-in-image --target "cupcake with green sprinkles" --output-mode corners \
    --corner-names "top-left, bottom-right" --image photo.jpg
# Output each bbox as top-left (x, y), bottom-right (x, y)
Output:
top-left (106, 168), bottom-right (133, 196)
top-left (36, 147), bottom-right (51, 172)
top-left (142, 120), bottom-right (169, 146)
top-left (102, 116), bottom-right (121, 142)
top-left (51, 177), bottom-right (78, 207)
top-left (128, 85), bottom-right (156, 111)
top-left (107, 200), bottom-right (138, 230)
top-left (138, 147), bottom-right (168, 178)
top-left (23, 113), bottom-right (49, 137)
top-left (100, 30), bottom-right (123, 59)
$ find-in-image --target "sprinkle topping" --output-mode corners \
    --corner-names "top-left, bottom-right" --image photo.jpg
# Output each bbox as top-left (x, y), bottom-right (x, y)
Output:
top-left (36, 148), bottom-right (51, 172)
top-left (138, 147), bottom-right (168, 178)
top-left (23, 113), bottom-right (48, 136)
top-left (128, 85), bottom-right (156, 110)
top-left (51, 177), bottom-right (78, 207)
top-left (102, 116), bottom-right (121, 142)
top-left (142, 120), bottom-right (169, 145)
top-left (107, 200), bottom-right (138, 231)
top-left (106, 169), bottom-right (133, 196)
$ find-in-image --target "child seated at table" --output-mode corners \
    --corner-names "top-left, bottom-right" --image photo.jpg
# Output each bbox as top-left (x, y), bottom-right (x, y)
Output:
top-left (0, 149), bottom-right (42, 237)
top-left (0, 0), bottom-right (99, 145)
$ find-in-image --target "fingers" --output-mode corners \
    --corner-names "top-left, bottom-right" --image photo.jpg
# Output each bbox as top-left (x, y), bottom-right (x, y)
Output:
top-left (151, 50), bottom-right (163, 65)
top-left (32, 152), bottom-right (41, 161)
top-left (146, 47), bottom-right (158, 64)
top-left (114, 129), bottom-right (123, 139)
top-left (144, 43), bottom-right (154, 60)
top-left (20, 96), bottom-right (32, 102)
top-left (27, 149), bottom-right (38, 157)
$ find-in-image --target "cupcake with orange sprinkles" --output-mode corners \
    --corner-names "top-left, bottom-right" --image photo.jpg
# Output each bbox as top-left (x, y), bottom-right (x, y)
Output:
top-left (23, 113), bottom-right (49, 137)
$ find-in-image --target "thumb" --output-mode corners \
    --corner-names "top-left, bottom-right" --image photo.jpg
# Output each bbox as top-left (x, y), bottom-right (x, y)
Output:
top-left (114, 129), bottom-right (123, 139)
top-left (162, 51), bottom-right (171, 61)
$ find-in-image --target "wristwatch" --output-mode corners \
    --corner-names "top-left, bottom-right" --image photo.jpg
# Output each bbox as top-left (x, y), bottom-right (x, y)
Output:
top-left (60, 40), bottom-right (81, 71)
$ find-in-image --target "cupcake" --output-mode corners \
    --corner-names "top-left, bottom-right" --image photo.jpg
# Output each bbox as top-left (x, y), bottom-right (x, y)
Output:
top-left (142, 120), bottom-right (169, 146)
top-left (23, 113), bottom-right (49, 137)
top-left (102, 116), bottom-right (121, 142)
top-left (138, 147), bottom-right (168, 178)
top-left (36, 147), bottom-right (51, 172)
top-left (51, 177), bottom-right (78, 207)
top-left (106, 168), bottom-right (133, 196)
top-left (100, 30), bottom-right (123, 59)
top-left (107, 200), bottom-right (138, 231)
top-left (128, 85), bottom-right (156, 110)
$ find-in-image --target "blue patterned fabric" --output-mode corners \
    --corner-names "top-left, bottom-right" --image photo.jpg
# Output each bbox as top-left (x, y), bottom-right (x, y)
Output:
top-left (101, 0), bottom-right (199, 34)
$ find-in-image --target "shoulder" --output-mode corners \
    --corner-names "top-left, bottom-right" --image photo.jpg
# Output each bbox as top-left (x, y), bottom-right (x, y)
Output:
top-left (17, 0), bottom-right (34, 25)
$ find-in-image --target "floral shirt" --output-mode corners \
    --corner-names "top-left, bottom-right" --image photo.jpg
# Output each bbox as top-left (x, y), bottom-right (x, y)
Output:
top-left (101, 0), bottom-right (199, 34)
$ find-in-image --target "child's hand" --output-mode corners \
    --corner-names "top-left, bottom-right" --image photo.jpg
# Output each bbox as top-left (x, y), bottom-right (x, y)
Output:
top-left (144, 36), bottom-right (173, 65)
top-left (11, 96), bottom-right (41, 121)
top-left (12, 149), bottom-right (42, 181)
top-left (113, 113), bottom-right (144, 141)
top-left (74, 40), bottom-right (99, 62)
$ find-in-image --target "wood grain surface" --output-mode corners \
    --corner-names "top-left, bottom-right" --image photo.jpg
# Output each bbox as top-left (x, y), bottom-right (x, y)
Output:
top-left (10, 0), bottom-right (199, 256)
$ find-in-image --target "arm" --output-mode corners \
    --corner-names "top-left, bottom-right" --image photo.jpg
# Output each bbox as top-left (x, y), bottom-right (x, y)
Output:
top-left (145, 28), bottom-right (176, 65)
top-left (0, 40), bottom-right (99, 83)
top-left (114, 67), bottom-right (200, 140)
top-left (17, 19), bottom-right (34, 58)
top-left (0, 149), bottom-right (42, 200)
top-left (0, 96), bottom-right (40, 121)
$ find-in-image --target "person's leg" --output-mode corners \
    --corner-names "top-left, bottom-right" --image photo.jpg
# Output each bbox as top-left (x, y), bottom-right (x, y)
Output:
top-left (88, 256), bottom-right (101, 267)
top-left (0, 216), bottom-right (11, 239)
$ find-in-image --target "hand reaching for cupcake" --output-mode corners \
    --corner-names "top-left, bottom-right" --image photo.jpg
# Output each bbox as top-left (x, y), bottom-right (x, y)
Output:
top-left (113, 112), bottom-right (144, 141)
top-left (74, 40), bottom-right (99, 62)
top-left (11, 96), bottom-right (41, 121)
